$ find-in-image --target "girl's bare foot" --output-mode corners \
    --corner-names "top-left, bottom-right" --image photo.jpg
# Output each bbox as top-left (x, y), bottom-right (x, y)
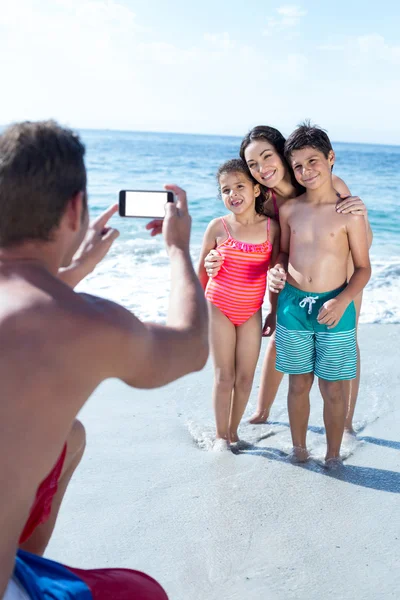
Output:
top-left (248, 410), bottom-right (270, 424)
top-left (212, 438), bottom-right (230, 452)
top-left (228, 431), bottom-right (240, 443)
top-left (288, 446), bottom-right (309, 463)
top-left (324, 457), bottom-right (344, 470)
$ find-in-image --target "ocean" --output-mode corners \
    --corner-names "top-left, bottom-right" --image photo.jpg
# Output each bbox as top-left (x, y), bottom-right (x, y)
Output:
top-left (76, 129), bottom-right (400, 324)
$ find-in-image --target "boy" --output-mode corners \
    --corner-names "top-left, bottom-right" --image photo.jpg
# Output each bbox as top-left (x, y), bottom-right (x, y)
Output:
top-left (271, 122), bottom-right (371, 466)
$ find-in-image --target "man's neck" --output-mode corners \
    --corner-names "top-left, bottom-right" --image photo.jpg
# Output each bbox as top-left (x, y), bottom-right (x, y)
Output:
top-left (0, 242), bottom-right (62, 276)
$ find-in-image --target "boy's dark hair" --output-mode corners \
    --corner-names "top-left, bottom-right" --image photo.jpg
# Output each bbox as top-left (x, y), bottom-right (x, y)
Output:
top-left (239, 125), bottom-right (304, 214)
top-left (0, 120), bottom-right (87, 247)
top-left (284, 120), bottom-right (333, 162)
top-left (217, 158), bottom-right (264, 215)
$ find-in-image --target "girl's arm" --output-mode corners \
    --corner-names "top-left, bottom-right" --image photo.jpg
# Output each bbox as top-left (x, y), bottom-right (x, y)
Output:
top-left (197, 219), bottom-right (219, 290)
top-left (333, 175), bottom-right (373, 248)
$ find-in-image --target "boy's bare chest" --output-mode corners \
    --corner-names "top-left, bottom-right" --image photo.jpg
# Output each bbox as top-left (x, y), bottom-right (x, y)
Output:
top-left (289, 205), bottom-right (346, 245)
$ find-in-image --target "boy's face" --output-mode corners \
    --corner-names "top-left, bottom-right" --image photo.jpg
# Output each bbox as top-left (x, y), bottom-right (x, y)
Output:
top-left (290, 147), bottom-right (334, 190)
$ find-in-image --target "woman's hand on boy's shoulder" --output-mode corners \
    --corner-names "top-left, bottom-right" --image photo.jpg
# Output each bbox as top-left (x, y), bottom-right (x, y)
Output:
top-left (336, 194), bottom-right (368, 217)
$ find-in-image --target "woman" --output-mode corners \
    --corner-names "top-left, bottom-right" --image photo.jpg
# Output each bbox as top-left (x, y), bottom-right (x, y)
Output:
top-left (204, 125), bottom-right (372, 432)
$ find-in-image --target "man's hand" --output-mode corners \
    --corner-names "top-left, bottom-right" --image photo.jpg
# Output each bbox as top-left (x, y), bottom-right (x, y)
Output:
top-left (268, 265), bottom-right (287, 293)
top-left (336, 195), bottom-right (367, 216)
top-left (73, 204), bottom-right (120, 273)
top-left (262, 312), bottom-right (276, 337)
top-left (317, 298), bottom-right (347, 329)
top-left (146, 185), bottom-right (191, 254)
top-left (204, 250), bottom-right (224, 278)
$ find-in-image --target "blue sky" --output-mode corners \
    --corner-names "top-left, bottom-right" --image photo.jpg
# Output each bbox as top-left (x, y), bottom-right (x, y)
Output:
top-left (1, 0), bottom-right (399, 143)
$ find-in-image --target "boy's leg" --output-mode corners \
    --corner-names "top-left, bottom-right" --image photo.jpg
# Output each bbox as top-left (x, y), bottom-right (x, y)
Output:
top-left (229, 310), bottom-right (262, 441)
top-left (287, 373), bottom-right (314, 461)
top-left (209, 304), bottom-right (236, 441)
top-left (315, 297), bottom-right (357, 460)
top-left (318, 379), bottom-right (346, 460)
top-left (344, 291), bottom-right (362, 432)
top-left (19, 419), bottom-right (86, 555)
top-left (249, 333), bottom-right (285, 424)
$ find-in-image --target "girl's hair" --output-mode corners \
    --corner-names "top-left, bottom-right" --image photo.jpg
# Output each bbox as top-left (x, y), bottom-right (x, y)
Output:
top-left (239, 125), bottom-right (304, 216)
top-left (217, 158), bottom-right (264, 215)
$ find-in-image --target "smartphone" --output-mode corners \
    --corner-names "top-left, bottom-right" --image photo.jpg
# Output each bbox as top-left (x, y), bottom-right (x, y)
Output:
top-left (119, 190), bottom-right (174, 219)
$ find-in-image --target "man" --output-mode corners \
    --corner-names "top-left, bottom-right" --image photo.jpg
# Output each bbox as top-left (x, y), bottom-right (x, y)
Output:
top-left (0, 120), bottom-right (208, 599)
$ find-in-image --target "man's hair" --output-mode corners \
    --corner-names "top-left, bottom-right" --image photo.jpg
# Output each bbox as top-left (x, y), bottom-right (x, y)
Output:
top-left (284, 120), bottom-right (333, 161)
top-left (0, 120), bottom-right (87, 247)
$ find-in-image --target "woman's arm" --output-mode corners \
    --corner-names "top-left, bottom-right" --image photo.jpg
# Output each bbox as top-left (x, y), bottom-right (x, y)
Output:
top-left (333, 175), bottom-right (373, 248)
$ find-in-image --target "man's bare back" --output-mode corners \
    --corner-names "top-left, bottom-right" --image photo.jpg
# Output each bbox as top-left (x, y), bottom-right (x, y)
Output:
top-left (0, 121), bottom-right (208, 597)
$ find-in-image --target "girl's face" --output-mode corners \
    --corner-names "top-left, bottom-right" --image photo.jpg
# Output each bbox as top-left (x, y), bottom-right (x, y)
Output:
top-left (244, 139), bottom-right (287, 189)
top-left (219, 171), bottom-right (260, 215)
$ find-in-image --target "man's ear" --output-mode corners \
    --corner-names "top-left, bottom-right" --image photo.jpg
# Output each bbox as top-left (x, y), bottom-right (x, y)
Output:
top-left (65, 191), bottom-right (85, 232)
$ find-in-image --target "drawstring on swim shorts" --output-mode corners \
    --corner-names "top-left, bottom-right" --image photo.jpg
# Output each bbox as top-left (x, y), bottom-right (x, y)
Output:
top-left (299, 296), bottom-right (319, 314)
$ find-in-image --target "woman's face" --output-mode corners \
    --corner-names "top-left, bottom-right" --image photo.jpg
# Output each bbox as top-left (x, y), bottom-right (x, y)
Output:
top-left (244, 139), bottom-right (287, 189)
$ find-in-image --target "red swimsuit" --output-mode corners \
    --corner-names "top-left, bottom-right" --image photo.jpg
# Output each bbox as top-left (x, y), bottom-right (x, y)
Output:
top-left (205, 217), bottom-right (272, 326)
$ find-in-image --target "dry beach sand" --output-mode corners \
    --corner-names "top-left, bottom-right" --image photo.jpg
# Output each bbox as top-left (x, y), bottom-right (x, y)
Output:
top-left (46, 325), bottom-right (400, 599)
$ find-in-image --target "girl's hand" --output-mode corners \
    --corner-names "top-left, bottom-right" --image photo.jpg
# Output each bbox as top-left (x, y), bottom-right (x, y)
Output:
top-left (262, 312), bottom-right (276, 337)
top-left (268, 265), bottom-right (287, 293)
top-left (317, 298), bottom-right (347, 329)
top-left (336, 195), bottom-right (367, 216)
top-left (204, 250), bottom-right (224, 278)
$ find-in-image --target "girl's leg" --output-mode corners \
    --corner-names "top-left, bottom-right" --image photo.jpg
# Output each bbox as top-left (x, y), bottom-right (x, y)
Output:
top-left (229, 310), bottom-right (262, 442)
top-left (209, 304), bottom-right (236, 440)
top-left (249, 332), bottom-right (284, 424)
top-left (344, 292), bottom-right (362, 433)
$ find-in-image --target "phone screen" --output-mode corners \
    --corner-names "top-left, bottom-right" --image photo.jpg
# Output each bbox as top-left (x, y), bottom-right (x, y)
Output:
top-left (120, 190), bottom-right (171, 218)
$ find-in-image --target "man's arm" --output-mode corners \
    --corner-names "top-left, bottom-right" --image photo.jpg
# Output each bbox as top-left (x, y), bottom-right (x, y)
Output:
top-left (59, 205), bottom-right (119, 287)
top-left (94, 186), bottom-right (208, 389)
top-left (333, 175), bottom-right (373, 248)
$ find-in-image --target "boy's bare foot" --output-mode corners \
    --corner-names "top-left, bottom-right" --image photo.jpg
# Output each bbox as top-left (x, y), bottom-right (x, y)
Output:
top-left (212, 439), bottom-right (230, 452)
top-left (248, 410), bottom-right (270, 424)
top-left (288, 446), bottom-right (309, 463)
top-left (324, 457), bottom-right (344, 470)
top-left (228, 432), bottom-right (240, 443)
top-left (344, 426), bottom-right (356, 436)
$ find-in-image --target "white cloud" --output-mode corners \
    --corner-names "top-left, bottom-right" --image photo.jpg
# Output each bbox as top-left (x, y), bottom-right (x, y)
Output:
top-left (263, 4), bottom-right (307, 34)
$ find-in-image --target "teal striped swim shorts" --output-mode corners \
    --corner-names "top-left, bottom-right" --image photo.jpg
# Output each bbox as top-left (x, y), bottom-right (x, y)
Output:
top-left (275, 283), bottom-right (356, 381)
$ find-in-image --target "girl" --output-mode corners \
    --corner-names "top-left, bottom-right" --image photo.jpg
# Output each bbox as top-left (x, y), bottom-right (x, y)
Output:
top-left (198, 159), bottom-right (279, 449)
top-left (204, 126), bottom-right (372, 432)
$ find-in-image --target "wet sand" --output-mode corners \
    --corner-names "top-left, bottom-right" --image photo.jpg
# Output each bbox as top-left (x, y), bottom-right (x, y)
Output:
top-left (46, 324), bottom-right (400, 599)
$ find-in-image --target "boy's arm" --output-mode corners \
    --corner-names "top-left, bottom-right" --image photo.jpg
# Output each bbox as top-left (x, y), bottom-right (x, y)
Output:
top-left (92, 186), bottom-right (209, 388)
top-left (333, 175), bottom-right (373, 248)
top-left (317, 215), bottom-right (371, 329)
top-left (197, 220), bottom-right (219, 290)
